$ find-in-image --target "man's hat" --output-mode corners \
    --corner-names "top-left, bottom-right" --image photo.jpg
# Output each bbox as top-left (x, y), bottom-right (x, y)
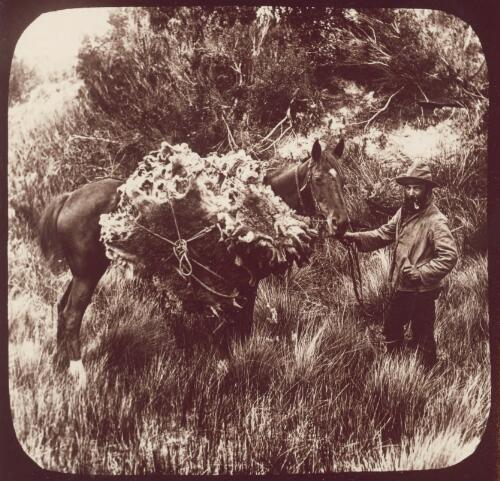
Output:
top-left (395, 162), bottom-right (439, 188)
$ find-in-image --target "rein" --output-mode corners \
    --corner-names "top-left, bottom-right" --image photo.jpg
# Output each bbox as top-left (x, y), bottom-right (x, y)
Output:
top-left (295, 162), bottom-right (370, 311)
top-left (340, 238), bottom-right (370, 316)
top-left (294, 160), bottom-right (370, 311)
top-left (340, 230), bottom-right (398, 324)
top-left (294, 162), bottom-right (309, 213)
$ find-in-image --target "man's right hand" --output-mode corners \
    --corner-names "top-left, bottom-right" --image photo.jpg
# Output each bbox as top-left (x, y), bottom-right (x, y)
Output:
top-left (342, 232), bottom-right (360, 244)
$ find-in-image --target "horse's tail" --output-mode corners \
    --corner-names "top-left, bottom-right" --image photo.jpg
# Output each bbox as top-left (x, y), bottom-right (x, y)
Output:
top-left (38, 193), bottom-right (70, 272)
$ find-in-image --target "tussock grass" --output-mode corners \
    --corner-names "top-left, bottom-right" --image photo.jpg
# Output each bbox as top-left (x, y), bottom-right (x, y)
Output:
top-left (9, 248), bottom-right (489, 473)
top-left (8, 219), bottom-right (488, 474)
top-left (437, 257), bottom-right (489, 367)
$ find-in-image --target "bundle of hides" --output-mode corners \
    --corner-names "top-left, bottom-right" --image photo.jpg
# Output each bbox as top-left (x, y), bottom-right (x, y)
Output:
top-left (100, 142), bottom-right (317, 314)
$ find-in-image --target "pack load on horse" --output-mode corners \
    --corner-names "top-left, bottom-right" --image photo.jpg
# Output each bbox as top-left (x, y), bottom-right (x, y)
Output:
top-left (39, 137), bottom-right (348, 386)
top-left (99, 141), bottom-right (318, 313)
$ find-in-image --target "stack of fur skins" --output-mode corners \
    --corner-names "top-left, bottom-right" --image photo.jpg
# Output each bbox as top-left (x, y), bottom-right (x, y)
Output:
top-left (100, 142), bottom-right (317, 315)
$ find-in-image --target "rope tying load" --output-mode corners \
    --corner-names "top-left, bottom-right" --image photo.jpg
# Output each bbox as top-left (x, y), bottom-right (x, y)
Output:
top-left (99, 142), bottom-right (318, 312)
top-left (174, 240), bottom-right (192, 277)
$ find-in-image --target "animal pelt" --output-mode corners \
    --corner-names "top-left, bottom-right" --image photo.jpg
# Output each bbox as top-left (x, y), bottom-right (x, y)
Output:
top-left (99, 142), bottom-right (317, 315)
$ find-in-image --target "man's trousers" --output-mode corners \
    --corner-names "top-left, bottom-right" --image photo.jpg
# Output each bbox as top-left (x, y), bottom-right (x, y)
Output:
top-left (383, 289), bottom-right (441, 368)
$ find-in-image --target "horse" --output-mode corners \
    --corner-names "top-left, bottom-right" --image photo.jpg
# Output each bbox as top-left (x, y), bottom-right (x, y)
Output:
top-left (38, 138), bottom-right (348, 386)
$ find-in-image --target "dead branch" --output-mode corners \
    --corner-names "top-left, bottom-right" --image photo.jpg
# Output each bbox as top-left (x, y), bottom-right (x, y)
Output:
top-left (364, 60), bottom-right (390, 68)
top-left (347, 87), bottom-right (404, 130)
top-left (221, 115), bottom-right (238, 150)
top-left (255, 88), bottom-right (298, 149)
top-left (467, 59), bottom-right (486, 82)
top-left (258, 124), bottom-right (292, 154)
top-left (256, 114), bottom-right (289, 147)
top-left (231, 61), bottom-right (243, 86)
top-left (415, 82), bottom-right (429, 102)
top-left (68, 135), bottom-right (121, 144)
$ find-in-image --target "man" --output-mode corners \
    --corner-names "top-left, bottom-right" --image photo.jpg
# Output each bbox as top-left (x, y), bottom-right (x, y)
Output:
top-left (343, 162), bottom-right (458, 368)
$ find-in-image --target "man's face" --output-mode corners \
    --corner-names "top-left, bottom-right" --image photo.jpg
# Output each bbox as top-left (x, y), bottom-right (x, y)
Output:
top-left (403, 182), bottom-right (427, 210)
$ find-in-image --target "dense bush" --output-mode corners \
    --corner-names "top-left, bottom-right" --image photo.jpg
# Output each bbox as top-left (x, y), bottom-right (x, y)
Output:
top-left (75, 8), bottom-right (325, 156)
top-left (75, 8), bottom-right (486, 158)
top-left (9, 7), bottom-right (487, 257)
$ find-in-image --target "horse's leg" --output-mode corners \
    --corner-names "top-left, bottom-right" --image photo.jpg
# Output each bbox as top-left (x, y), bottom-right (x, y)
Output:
top-left (61, 271), bottom-right (105, 386)
top-left (221, 286), bottom-right (258, 355)
top-left (49, 177), bottom-right (121, 383)
top-left (239, 285), bottom-right (258, 340)
top-left (53, 279), bottom-right (73, 370)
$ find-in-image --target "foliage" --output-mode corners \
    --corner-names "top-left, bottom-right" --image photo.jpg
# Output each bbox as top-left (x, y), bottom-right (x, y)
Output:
top-left (75, 7), bottom-right (325, 155)
top-left (10, 7), bottom-right (487, 235)
top-left (9, 56), bottom-right (41, 105)
top-left (274, 8), bottom-right (486, 119)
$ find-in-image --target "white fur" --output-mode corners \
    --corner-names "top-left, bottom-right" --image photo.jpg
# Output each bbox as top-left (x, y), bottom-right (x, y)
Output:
top-left (329, 168), bottom-right (337, 178)
top-left (69, 360), bottom-right (87, 388)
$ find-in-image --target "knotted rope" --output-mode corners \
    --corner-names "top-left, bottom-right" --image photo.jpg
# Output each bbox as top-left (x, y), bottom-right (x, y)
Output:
top-left (173, 239), bottom-right (192, 277)
top-left (133, 208), bottom-right (240, 301)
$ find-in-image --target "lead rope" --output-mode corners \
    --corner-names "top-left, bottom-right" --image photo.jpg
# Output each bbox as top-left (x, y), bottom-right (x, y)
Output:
top-left (341, 225), bottom-right (404, 356)
top-left (342, 236), bottom-right (399, 321)
top-left (340, 237), bottom-right (373, 319)
top-left (341, 237), bottom-right (386, 352)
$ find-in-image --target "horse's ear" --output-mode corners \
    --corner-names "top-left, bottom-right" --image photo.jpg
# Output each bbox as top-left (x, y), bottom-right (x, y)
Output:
top-left (333, 137), bottom-right (345, 158)
top-left (311, 139), bottom-right (322, 163)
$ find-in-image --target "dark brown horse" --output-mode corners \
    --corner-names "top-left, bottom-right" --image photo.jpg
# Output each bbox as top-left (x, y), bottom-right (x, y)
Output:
top-left (39, 139), bottom-right (347, 385)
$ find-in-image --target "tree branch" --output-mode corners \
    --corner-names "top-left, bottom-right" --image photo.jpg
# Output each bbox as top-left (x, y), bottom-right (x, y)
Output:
top-left (68, 135), bottom-right (121, 144)
top-left (347, 87), bottom-right (404, 130)
top-left (221, 115), bottom-right (238, 150)
top-left (258, 125), bottom-right (292, 154)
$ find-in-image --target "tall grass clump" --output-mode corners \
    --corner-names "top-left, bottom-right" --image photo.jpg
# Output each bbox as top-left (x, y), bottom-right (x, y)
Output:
top-left (437, 255), bottom-right (489, 366)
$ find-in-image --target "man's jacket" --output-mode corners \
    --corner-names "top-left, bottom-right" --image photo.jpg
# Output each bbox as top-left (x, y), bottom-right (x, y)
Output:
top-left (354, 201), bottom-right (458, 292)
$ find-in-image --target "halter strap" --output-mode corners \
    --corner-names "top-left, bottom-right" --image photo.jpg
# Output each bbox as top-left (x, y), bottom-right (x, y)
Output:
top-left (294, 164), bottom-right (307, 213)
top-left (294, 160), bottom-right (321, 217)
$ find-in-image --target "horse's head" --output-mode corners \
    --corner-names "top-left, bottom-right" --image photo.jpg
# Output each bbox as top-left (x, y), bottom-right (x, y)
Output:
top-left (307, 139), bottom-right (348, 238)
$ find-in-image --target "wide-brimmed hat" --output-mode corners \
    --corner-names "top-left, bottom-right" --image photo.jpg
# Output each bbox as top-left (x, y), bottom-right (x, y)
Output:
top-left (395, 162), bottom-right (439, 188)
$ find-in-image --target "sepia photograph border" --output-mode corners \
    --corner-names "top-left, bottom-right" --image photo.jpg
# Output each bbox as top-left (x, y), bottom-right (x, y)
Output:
top-left (1, 0), bottom-right (498, 479)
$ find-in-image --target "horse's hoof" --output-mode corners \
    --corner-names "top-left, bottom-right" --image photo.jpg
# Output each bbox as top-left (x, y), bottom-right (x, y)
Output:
top-left (68, 360), bottom-right (87, 388)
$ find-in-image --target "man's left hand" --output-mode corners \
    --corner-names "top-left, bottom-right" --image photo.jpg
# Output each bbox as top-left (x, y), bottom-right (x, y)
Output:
top-left (402, 264), bottom-right (421, 283)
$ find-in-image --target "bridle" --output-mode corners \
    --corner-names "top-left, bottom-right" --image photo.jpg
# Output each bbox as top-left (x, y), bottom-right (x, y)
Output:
top-left (294, 156), bottom-right (347, 234)
top-left (294, 158), bottom-right (322, 218)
